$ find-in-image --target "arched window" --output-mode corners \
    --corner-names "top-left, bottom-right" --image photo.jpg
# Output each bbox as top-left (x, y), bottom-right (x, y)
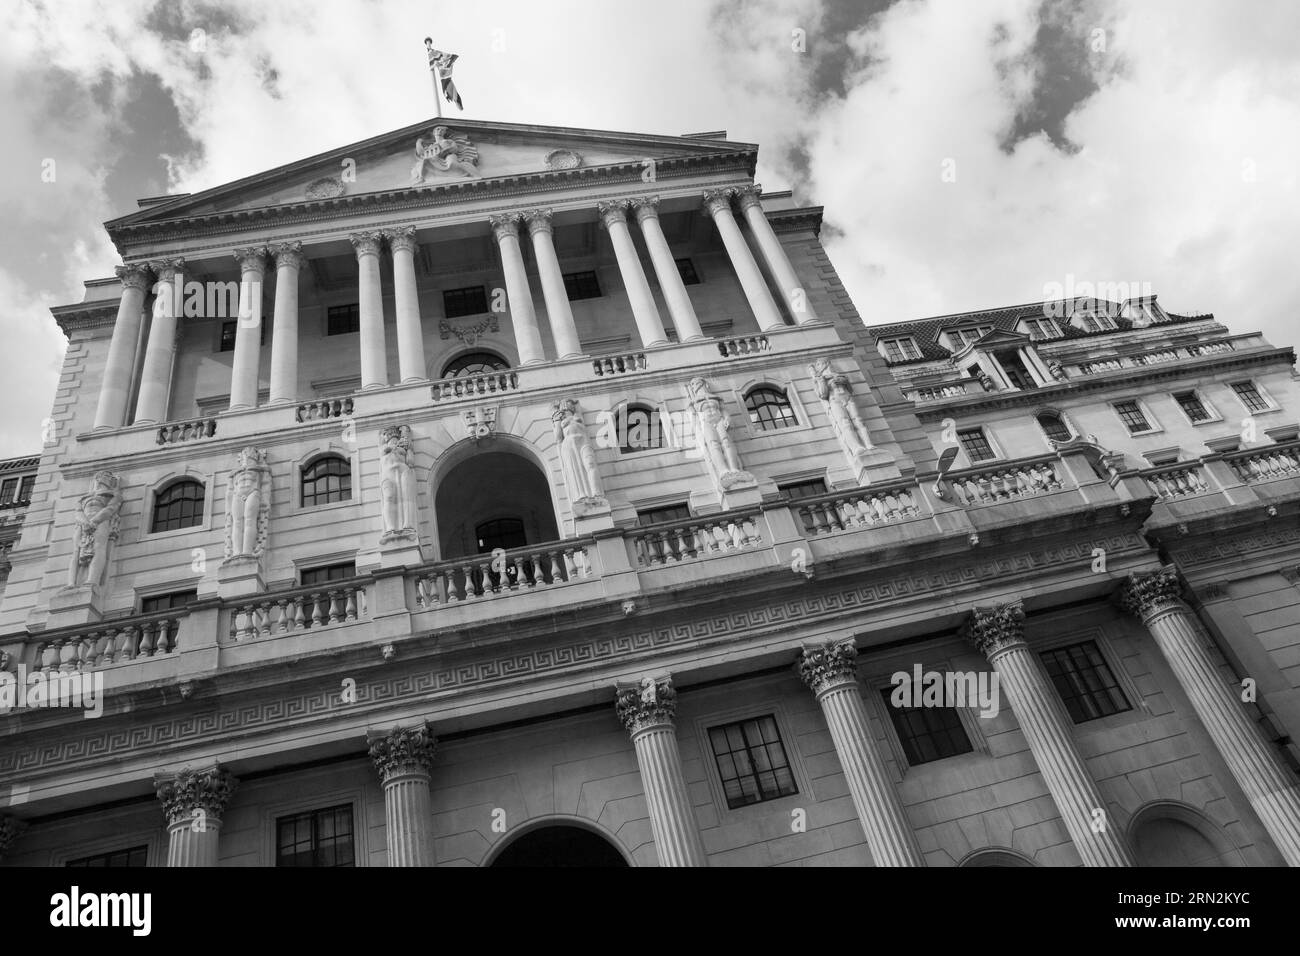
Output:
top-left (1036, 411), bottom-right (1072, 443)
top-left (745, 386), bottom-right (797, 431)
top-left (301, 456), bottom-right (352, 507)
top-left (442, 351), bottom-right (509, 378)
top-left (152, 479), bottom-right (205, 533)
top-left (616, 403), bottom-right (664, 454)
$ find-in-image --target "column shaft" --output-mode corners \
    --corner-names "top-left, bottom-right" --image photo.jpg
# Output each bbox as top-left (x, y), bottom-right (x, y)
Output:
top-left (134, 260), bottom-right (183, 425)
top-left (383, 770), bottom-right (436, 866)
top-left (634, 198), bottom-right (704, 341)
top-left (386, 228), bottom-right (427, 383)
top-left (599, 201), bottom-right (668, 348)
top-left (268, 243), bottom-right (303, 404)
top-left (165, 818), bottom-right (222, 866)
top-left (154, 765), bottom-right (236, 868)
top-left (229, 249), bottom-right (267, 410)
top-left (95, 265), bottom-right (151, 429)
top-left (704, 189), bottom-right (786, 332)
top-left (736, 185), bottom-right (817, 324)
top-left (632, 724), bottom-right (708, 866)
top-left (491, 215), bottom-right (546, 365)
top-left (353, 232), bottom-right (389, 388)
top-left (525, 210), bottom-right (584, 358)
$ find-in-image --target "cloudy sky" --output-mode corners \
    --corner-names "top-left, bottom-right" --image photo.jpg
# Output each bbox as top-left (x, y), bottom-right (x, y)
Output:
top-left (1, 0), bottom-right (1297, 454)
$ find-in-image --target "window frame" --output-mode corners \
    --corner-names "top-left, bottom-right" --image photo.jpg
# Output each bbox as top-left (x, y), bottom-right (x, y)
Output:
top-left (262, 786), bottom-right (367, 868)
top-left (1111, 398), bottom-right (1162, 436)
top-left (1035, 410), bottom-right (1074, 444)
top-left (743, 384), bottom-right (800, 433)
top-left (674, 257), bottom-right (701, 286)
top-left (440, 350), bottom-right (510, 379)
top-left (945, 325), bottom-right (993, 351)
top-left (1020, 317), bottom-right (1061, 341)
top-left (692, 698), bottom-right (810, 824)
top-left (880, 337), bottom-right (922, 363)
top-left (299, 454), bottom-right (353, 509)
top-left (1038, 639), bottom-right (1134, 725)
top-left (325, 303), bottom-right (360, 337)
top-left (864, 659), bottom-right (992, 773)
top-left (876, 684), bottom-right (977, 767)
top-left (442, 285), bottom-right (490, 319)
top-left (299, 562), bottom-right (358, 587)
top-left (561, 270), bottom-right (602, 301)
top-left (0, 478), bottom-right (18, 506)
top-left (1228, 379), bottom-right (1277, 415)
top-left (614, 402), bottom-right (668, 456)
top-left (147, 476), bottom-right (210, 538)
top-left (219, 319), bottom-right (267, 351)
top-left (635, 502), bottom-right (692, 527)
top-left (956, 426), bottom-right (999, 466)
top-left (1172, 388), bottom-right (1222, 426)
top-left (1032, 627), bottom-right (1147, 729)
top-left (139, 589), bottom-right (198, 614)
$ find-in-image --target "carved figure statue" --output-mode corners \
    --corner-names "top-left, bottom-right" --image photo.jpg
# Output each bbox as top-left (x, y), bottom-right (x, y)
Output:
top-left (811, 359), bottom-right (873, 459)
top-left (380, 425), bottom-right (419, 542)
top-left (66, 471), bottom-right (123, 589)
top-left (552, 399), bottom-right (604, 504)
top-left (410, 127), bottom-right (479, 184)
top-left (224, 447), bottom-right (271, 562)
top-left (687, 377), bottom-right (751, 493)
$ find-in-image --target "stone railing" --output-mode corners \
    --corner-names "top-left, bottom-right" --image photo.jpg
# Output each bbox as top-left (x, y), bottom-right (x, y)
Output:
top-left (431, 371), bottom-right (519, 401)
top-left (631, 511), bottom-right (763, 567)
top-left (1187, 341), bottom-right (1234, 357)
top-left (413, 539), bottom-right (593, 606)
top-left (156, 418), bottom-right (217, 445)
top-left (296, 397), bottom-right (354, 422)
top-left (1143, 463), bottom-right (1209, 500)
top-left (1131, 349), bottom-right (1181, 366)
top-left (27, 610), bottom-right (187, 673)
top-left (1077, 359), bottom-right (1124, 374)
top-left (947, 458), bottom-right (1064, 506)
top-left (796, 484), bottom-right (923, 535)
top-left (906, 383), bottom-right (968, 403)
top-left (1224, 443), bottom-right (1300, 484)
top-left (227, 580), bottom-right (368, 642)
top-left (717, 336), bottom-right (770, 358)
top-left (592, 353), bottom-right (647, 377)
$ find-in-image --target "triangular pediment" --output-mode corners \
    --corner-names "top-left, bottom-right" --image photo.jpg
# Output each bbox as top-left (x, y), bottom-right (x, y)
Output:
top-left (970, 328), bottom-right (1031, 349)
top-left (109, 119), bottom-right (755, 231)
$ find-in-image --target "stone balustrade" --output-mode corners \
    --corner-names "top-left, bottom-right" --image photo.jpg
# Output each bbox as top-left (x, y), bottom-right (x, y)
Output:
top-left (1187, 340), bottom-right (1234, 356)
top-left (1224, 443), bottom-right (1300, 483)
top-left (631, 511), bottom-right (763, 566)
top-left (948, 458), bottom-right (1063, 506)
top-left (905, 383), bottom-right (968, 402)
top-left (717, 335), bottom-right (770, 357)
top-left (592, 353), bottom-right (647, 377)
top-left (413, 540), bottom-right (592, 606)
top-left (430, 371), bottom-right (519, 401)
top-left (295, 397), bottom-right (354, 422)
top-left (227, 581), bottom-right (368, 642)
top-left (28, 610), bottom-right (186, 673)
top-left (796, 484), bottom-right (922, 534)
top-left (1144, 463), bottom-right (1209, 500)
top-left (156, 418), bottom-right (217, 445)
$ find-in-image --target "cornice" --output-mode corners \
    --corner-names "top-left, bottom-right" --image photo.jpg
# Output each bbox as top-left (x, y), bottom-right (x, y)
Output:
top-left (769, 206), bottom-right (823, 237)
top-left (51, 304), bottom-right (120, 338)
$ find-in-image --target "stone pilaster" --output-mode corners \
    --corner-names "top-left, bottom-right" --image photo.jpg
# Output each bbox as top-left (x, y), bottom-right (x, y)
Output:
top-left (94, 263), bottom-right (153, 430)
top-left (599, 199), bottom-right (669, 348)
top-left (798, 639), bottom-right (925, 866)
top-left (368, 723), bottom-right (438, 867)
top-left (351, 231), bottom-right (389, 388)
top-left (964, 602), bottom-right (1134, 866)
top-left (154, 765), bottom-right (238, 867)
top-left (616, 675), bottom-right (708, 866)
top-left (702, 188), bottom-right (785, 332)
top-left (1119, 566), bottom-right (1300, 866)
top-left (268, 241), bottom-right (304, 404)
top-left (490, 213), bottom-right (546, 365)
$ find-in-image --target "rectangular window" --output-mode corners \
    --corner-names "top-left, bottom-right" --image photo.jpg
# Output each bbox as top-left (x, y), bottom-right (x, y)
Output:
top-left (562, 270), bottom-right (601, 301)
top-left (1023, 317), bottom-right (1060, 340)
top-left (0, 478), bottom-right (17, 505)
top-left (1174, 391), bottom-right (1213, 423)
top-left (1114, 400), bottom-right (1153, 434)
top-left (276, 804), bottom-right (355, 867)
top-left (675, 258), bottom-right (700, 285)
top-left (1231, 381), bottom-right (1270, 413)
top-left (957, 428), bottom-right (995, 463)
top-left (1039, 641), bottom-right (1131, 723)
top-left (995, 350), bottom-right (1037, 390)
top-left (882, 338), bottom-right (921, 362)
top-left (301, 562), bottom-right (357, 586)
top-left (141, 590), bottom-right (197, 614)
top-left (778, 479), bottom-right (829, 501)
top-left (707, 715), bottom-right (798, 809)
top-left (220, 320), bottom-right (266, 350)
top-left (67, 845), bottom-right (149, 867)
top-left (17, 476), bottom-right (34, 503)
top-left (636, 503), bottom-right (692, 526)
top-left (443, 285), bottom-right (488, 319)
top-left (879, 688), bottom-right (974, 765)
top-left (326, 304), bottom-right (360, 336)
top-left (950, 326), bottom-right (991, 349)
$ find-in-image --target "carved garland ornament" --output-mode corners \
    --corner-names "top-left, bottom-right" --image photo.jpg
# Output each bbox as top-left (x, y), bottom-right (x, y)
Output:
top-left (963, 602), bottom-right (1027, 659)
top-left (797, 640), bottom-right (860, 695)
top-left (1117, 565), bottom-right (1185, 621)
top-left (615, 676), bottom-right (677, 734)
top-left (154, 766), bottom-right (238, 825)
top-left (368, 724), bottom-right (437, 782)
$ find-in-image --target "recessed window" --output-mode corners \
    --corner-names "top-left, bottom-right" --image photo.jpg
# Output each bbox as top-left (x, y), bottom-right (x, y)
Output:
top-left (778, 479), bottom-right (829, 500)
top-left (616, 403), bottom-right (664, 454)
top-left (442, 351), bottom-right (509, 378)
top-left (707, 715), bottom-right (798, 810)
top-left (745, 386), bottom-right (798, 431)
top-left (879, 688), bottom-right (974, 766)
top-left (276, 804), bottom-right (355, 867)
top-left (1230, 381), bottom-right (1270, 413)
top-left (1039, 640), bottom-right (1131, 723)
top-left (1022, 317), bottom-right (1060, 340)
top-left (675, 258), bottom-right (700, 285)
top-left (1036, 412), bottom-right (1072, 443)
top-left (1174, 391), bottom-right (1213, 423)
top-left (562, 271), bottom-right (601, 301)
top-left (141, 590), bottom-right (197, 614)
top-left (151, 479), bottom-right (205, 533)
top-left (66, 845), bottom-right (148, 867)
top-left (300, 562), bottom-right (356, 586)
top-left (1076, 310), bottom-right (1116, 333)
top-left (18, 476), bottom-right (34, 503)
top-left (326, 304), bottom-right (359, 336)
top-left (0, 479), bottom-right (18, 506)
top-left (636, 503), bottom-right (691, 526)
top-left (301, 456), bottom-right (352, 507)
top-left (443, 285), bottom-right (488, 319)
top-left (1114, 400), bottom-right (1154, 434)
top-left (995, 350), bottom-right (1037, 390)
top-left (948, 326), bottom-right (992, 349)
top-left (475, 517), bottom-right (527, 553)
top-left (957, 428), bottom-right (996, 463)
top-left (219, 320), bottom-right (266, 351)
top-left (881, 337), bottom-right (922, 362)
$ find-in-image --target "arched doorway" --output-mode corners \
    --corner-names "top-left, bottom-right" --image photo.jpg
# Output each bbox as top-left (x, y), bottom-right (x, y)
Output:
top-left (489, 825), bottom-right (629, 868)
top-left (433, 451), bottom-right (560, 560)
top-left (1129, 803), bottom-right (1244, 867)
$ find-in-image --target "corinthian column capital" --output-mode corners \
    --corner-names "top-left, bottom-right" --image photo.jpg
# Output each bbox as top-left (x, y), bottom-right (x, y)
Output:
top-left (233, 246), bottom-right (268, 277)
top-left (384, 226), bottom-right (418, 254)
top-left (596, 199), bottom-right (631, 228)
top-left (270, 241), bottom-right (305, 270)
top-left (148, 257), bottom-right (185, 283)
top-left (631, 195), bottom-right (661, 223)
top-left (523, 207), bottom-right (554, 235)
top-left (350, 231), bottom-right (384, 258)
top-left (1117, 566), bottom-right (1186, 621)
top-left (154, 765), bottom-right (238, 826)
top-left (368, 723), bottom-right (437, 782)
top-left (489, 213), bottom-right (523, 240)
top-left (616, 675), bottom-right (678, 735)
top-left (115, 262), bottom-right (154, 292)
top-left (702, 187), bottom-right (737, 216)
top-left (798, 639), bottom-right (859, 696)
top-left (963, 602), bottom-right (1027, 659)
top-left (733, 183), bottom-right (764, 212)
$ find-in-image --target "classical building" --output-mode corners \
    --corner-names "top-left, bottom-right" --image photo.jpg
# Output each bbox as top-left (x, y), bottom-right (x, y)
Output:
top-left (1, 117), bottom-right (1298, 867)
top-left (0, 455), bottom-right (40, 605)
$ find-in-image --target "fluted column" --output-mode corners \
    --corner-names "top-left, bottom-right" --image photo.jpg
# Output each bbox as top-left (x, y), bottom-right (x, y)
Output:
top-left (369, 723), bottom-right (437, 867)
top-left (0, 815), bottom-right (23, 863)
top-left (268, 242), bottom-right (304, 404)
top-left (703, 188), bottom-right (786, 332)
top-left (524, 209), bottom-right (584, 358)
top-left (632, 197), bottom-right (704, 342)
top-left (598, 200), bottom-right (669, 348)
top-left (490, 214), bottom-right (546, 365)
top-left (384, 227), bottom-right (428, 383)
top-left (1119, 567), bottom-right (1300, 865)
top-left (965, 603), bottom-right (1134, 866)
top-left (352, 231), bottom-right (389, 388)
top-left (134, 257), bottom-right (185, 424)
top-left (798, 640), bottom-right (925, 866)
top-left (616, 676), bottom-right (707, 866)
top-left (95, 264), bottom-right (154, 429)
top-left (735, 184), bottom-right (817, 324)
top-left (229, 247), bottom-right (267, 410)
top-left (154, 765), bottom-right (237, 867)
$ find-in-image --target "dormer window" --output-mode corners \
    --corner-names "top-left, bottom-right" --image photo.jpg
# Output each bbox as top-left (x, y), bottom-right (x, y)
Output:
top-left (1074, 308), bottom-right (1116, 333)
top-left (1020, 317), bottom-right (1061, 341)
top-left (880, 337), bottom-right (922, 362)
top-left (946, 326), bottom-right (992, 351)
top-left (1128, 301), bottom-right (1165, 325)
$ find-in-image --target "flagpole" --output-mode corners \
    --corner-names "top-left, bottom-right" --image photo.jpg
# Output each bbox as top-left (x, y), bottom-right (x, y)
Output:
top-left (425, 37), bottom-right (442, 118)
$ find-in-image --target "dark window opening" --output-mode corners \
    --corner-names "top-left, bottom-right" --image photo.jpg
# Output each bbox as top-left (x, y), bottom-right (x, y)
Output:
top-left (707, 715), bottom-right (798, 809)
top-left (326, 304), bottom-right (360, 336)
top-left (617, 404), bottom-right (665, 453)
top-left (675, 258), bottom-right (700, 285)
top-left (1040, 641), bottom-right (1131, 723)
top-left (1114, 400), bottom-right (1152, 434)
top-left (442, 351), bottom-right (509, 378)
top-left (562, 271), bottom-right (602, 301)
top-left (879, 688), bottom-right (974, 766)
top-left (1175, 391), bottom-right (1212, 423)
top-left (152, 480), bottom-right (205, 533)
top-left (301, 457), bottom-right (352, 507)
top-left (636, 503), bottom-right (692, 527)
top-left (443, 285), bottom-right (488, 319)
top-left (67, 845), bottom-right (149, 867)
top-left (1231, 381), bottom-right (1269, 413)
top-left (300, 562), bottom-right (356, 586)
top-left (995, 350), bottom-right (1037, 390)
top-left (957, 428), bottom-right (995, 463)
top-left (276, 805), bottom-right (355, 867)
top-left (220, 319), bottom-right (266, 351)
top-left (1037, 412), bottom-right (1072, 443)
top-left (141, 590), bottom-right (197, 614)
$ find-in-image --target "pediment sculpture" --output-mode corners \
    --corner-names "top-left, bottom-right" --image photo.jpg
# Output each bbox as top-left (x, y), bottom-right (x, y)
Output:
top-left (410, 127), bottom-right (480, 184)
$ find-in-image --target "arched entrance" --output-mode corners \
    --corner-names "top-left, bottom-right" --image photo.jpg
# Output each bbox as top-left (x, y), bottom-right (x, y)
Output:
top-left (433, 450), bottom-right (560, 560)
top-left (489, 825), bottom-right (629, 868)
top-left (1128, 802), bottom-right (1244, 867)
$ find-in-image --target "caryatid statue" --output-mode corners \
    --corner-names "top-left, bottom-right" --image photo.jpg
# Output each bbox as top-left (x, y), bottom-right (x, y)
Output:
top-left (66, 471), bottom-right (123, 590)
top-left (811, 358), bottom-right (873, 461)
top-left (224, 447), bottom-right (271, 563)
top-left (379, 425), bottom-right (419, 543)
top-left (687, 377), bottom-right (755, 493)
top-left (552, 398), bottom-right (606, 512)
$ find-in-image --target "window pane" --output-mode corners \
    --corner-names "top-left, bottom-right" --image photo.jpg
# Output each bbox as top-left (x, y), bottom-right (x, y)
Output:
top-left (957, 429), bottom-right (994, 462)
top-left (1039, 641), bottom-right (1131, 724)
top-left (745, 387), bottom-right (797, 431)
top-left (443, 286), bottom-right (489, 319)
top-left (151, 480), bottom-right (205, 533)
top-left (442, 351), bottom-right (509, 378)
top-left (302, 457), bottom-right (352, 507)
top-left (707, 715), bottom-right (798, 810)
top-left (276, 804), bottom-right (355, 867)
top-left (879, 688), bottom-right (974, 766)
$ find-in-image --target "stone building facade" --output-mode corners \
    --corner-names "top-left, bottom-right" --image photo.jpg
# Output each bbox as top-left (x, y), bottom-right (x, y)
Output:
top-left (0, 118), bottom-right (1297, 867)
